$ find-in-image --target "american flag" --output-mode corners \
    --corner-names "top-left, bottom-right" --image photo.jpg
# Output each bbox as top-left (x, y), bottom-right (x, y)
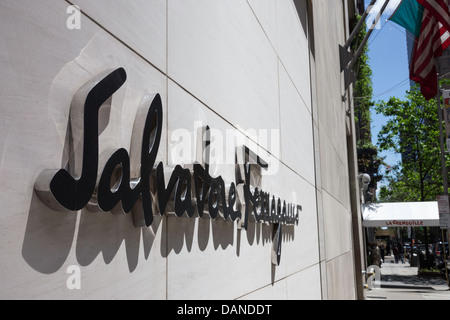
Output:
top-left (410, 0), bottom-right (450, 100)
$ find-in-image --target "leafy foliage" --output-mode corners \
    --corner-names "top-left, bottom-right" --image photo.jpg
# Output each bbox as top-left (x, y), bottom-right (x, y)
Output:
top-left (375, 85), bottom-right (450, 202)
top-left (352, 15), bottom-right (373, 144)
top-left (351, 15), bottom-right (383, 197)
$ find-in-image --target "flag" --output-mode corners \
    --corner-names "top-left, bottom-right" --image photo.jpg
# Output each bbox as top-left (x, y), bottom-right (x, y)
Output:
top-left (417, 0), bottom-right (450, 30)
top-left (389, 0), bottom-right (424, 37)
top-left (410, 0), bottom-right (450, 100)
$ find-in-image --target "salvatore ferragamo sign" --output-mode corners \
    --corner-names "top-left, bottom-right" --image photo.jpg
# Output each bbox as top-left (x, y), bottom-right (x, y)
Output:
top-left (34, 68), bottom-right (301, 265)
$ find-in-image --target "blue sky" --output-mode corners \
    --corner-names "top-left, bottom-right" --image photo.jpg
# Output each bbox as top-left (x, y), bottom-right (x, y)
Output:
top-left (364, 0), bottom-right (410, 170)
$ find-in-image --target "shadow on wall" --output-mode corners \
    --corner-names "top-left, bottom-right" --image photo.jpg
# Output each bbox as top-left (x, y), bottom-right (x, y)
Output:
top-left (21, 192), bottom-right (157, 274)
top-left (22, 193), bottom-right (295, 274)
top-left (22, 193), bottom-right (77, 275)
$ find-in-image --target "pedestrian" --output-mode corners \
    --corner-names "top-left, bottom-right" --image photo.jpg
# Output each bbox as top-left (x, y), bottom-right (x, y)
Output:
top-left (393, 246), bottom-right (399, 263)
top-left (399, 243), bottom-right (405, 264)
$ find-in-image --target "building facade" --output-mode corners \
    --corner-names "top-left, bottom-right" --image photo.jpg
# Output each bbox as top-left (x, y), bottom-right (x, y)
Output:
top-left (0, 0), bottom-right (365, 300)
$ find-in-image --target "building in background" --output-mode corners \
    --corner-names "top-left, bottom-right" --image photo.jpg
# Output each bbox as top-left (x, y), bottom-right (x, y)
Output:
top-left (439, 48), bottom-right (450, 80)
top-left (0, 0), bottom-right (366, 300)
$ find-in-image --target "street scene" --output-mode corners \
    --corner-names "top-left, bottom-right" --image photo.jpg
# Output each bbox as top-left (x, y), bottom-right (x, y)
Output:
top-left (358, 0), bottom-right (450, 301)
top-left (2, 0), bottom-right (450, 301)
top-left (366, 254), bottom-right (450, 300)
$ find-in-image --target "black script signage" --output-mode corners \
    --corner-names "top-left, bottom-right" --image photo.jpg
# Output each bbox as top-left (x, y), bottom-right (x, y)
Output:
top-left (34, 68), bottom-right (301, 265)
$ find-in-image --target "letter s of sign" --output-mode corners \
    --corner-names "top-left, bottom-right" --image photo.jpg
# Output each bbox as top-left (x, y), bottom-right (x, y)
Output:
top-left (97, 93), bottom-right (163, 227)
top-left (34, 68), bottom-right (127, 211)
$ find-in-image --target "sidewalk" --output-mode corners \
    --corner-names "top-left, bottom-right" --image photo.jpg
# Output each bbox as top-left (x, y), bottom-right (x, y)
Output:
top-left (365, 255), bottom-right (450, 300)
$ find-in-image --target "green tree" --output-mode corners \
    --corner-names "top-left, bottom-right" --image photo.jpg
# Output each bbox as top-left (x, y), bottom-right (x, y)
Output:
top-left (376, 84), bottom-right (450, 267)
top-left (375, 85), bottom-right (449, 203)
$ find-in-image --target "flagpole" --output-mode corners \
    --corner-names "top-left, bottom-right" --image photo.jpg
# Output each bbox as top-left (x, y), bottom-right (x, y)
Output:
top-left (437, 75), bottom-right (448, 196)
top-left (348, 0), bottom-right (390, 70)
top-left (343, 0), bottom-right (377, 50)
top-left (437, 65), bottom-right (450, 287)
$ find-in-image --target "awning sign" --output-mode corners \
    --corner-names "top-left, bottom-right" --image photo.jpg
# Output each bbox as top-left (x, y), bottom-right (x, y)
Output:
top-left (362, 202), bottom-right (440, 227)
top-left (385, 220), bottom-right (424, 227)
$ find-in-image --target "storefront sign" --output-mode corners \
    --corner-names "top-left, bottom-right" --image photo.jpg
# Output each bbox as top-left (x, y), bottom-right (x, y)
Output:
top-left (384, 220), bottom-right (424, 227)
top-left (34, 68), bottom-right (301, 265)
